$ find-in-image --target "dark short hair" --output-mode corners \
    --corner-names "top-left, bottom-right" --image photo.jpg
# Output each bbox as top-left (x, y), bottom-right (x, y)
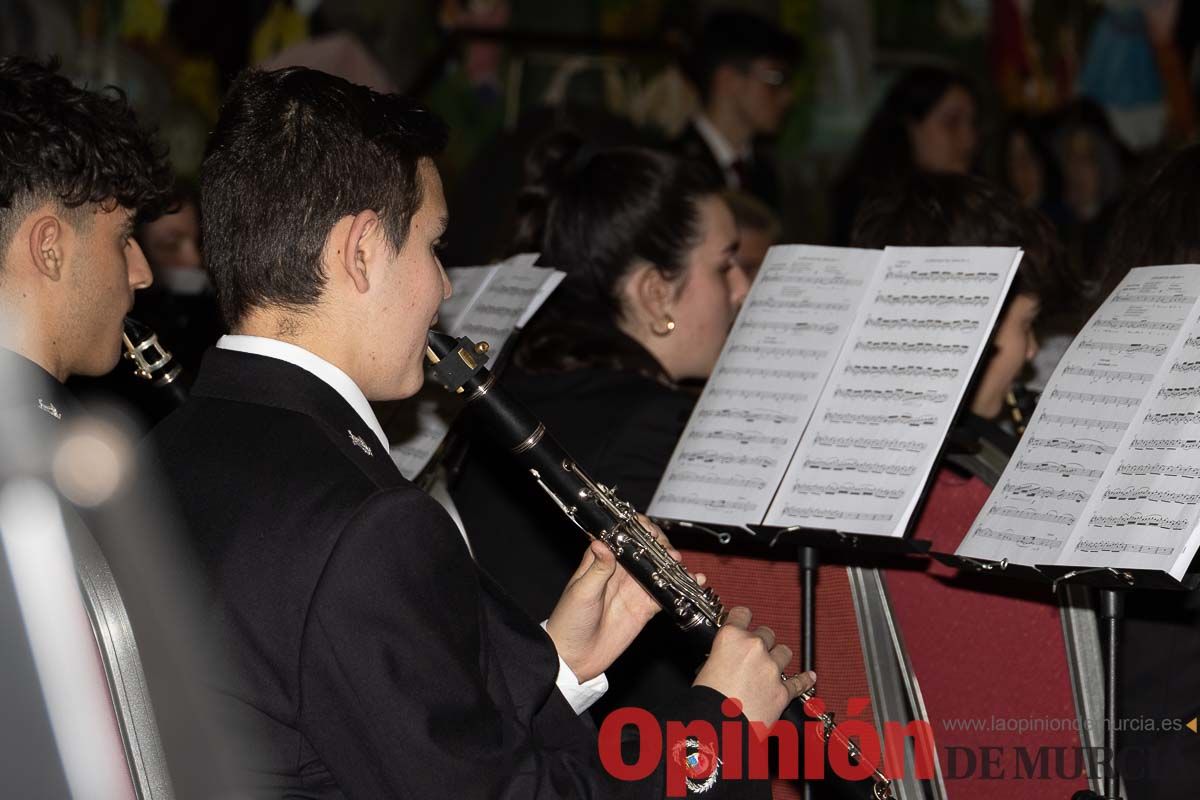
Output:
top-left (850, 171), bottom-right (1071, 310)
top-left (0, 57), bottom-right (172, 260)
top-left (201, 67), bottom-right (448, 326)
top-left (512, 130), bottom-right (722, 378)
top-left (1099, 143), bottom-right (1200, 296)
top-left (684, 9), bottom-right (800, 102)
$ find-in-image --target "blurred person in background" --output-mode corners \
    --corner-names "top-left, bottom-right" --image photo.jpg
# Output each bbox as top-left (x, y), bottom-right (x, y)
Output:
top-left (830, 65), bottom-right (979, 245)
top-left (992, 113), bottom-right (1069, 225)
top-left (0, 56), bottom-right (170, 429)
top-left (722, 189), bottom-right (781, 282)
top-left (1052, 100), bottom-right (1128, 288)
top-left (675, 8), bottom-right (800, 211)
top-left (131, 185), bottom-right (222, 373)
top-left (1089, 142), bottom-right (1200, 800)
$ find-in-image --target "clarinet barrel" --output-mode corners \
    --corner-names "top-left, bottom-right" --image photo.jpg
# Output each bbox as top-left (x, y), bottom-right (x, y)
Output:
top-left (121, 317), bottom-right (189, 410)
top-left (426, 330), bottom-right (891, 800)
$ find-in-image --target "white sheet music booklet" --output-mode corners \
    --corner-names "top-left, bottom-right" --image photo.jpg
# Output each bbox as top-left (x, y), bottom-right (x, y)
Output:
top-left (648, 244), bottom-right (1023, 540)
top-left (957, 264), bottom-right (1200, 582)
top-left (384, 253), bottom-right (564, 480)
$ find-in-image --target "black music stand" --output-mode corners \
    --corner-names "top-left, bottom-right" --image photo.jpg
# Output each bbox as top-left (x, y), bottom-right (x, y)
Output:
top-left (943, 552), bottom-right (1200, 800)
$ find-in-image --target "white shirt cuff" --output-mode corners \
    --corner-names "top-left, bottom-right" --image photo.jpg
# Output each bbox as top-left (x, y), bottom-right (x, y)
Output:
top-left (541, 620), bottom-right (608, 714)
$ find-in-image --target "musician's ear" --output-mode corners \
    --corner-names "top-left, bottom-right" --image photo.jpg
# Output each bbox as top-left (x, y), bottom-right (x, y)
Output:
top-left (29, 214), bottom-right (65, 281)
top-left (626, 261), bottom-right (675, 322)
top-left (339, 210), bottom-right (382, 294)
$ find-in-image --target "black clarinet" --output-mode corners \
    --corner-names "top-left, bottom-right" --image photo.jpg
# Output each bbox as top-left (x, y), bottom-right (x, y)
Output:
top-left (121, 317), bottom-right (189, 409)
top-left (426, 330), bottom-right (892, 800)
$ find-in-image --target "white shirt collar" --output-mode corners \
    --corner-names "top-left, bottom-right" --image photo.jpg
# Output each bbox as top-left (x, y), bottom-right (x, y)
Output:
top-left (216, 334), bottom-right (389, 453)
top-left (693, 114), bottom-right (751, 170)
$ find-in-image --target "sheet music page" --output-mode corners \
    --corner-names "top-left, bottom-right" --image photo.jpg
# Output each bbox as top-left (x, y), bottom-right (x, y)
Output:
top-left (1050, 266), bottom-right (1200, 580)
top-left (647, 245), bottom-right (882, 526)
top-left (955, 266), bottom-right (1200, 566)
top-left (764, 247), bottom-right (1021, 537)
top-left (387, 254), bottom-right (562, 479)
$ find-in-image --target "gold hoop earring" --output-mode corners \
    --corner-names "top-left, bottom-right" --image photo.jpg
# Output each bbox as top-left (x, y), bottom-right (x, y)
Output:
top-left (653, 315), bottom-right (676, 336)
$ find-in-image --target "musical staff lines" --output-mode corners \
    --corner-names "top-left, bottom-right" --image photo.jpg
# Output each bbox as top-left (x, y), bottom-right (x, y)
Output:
top-left (778, 507), bottom-right (893, 522)
top-left (709, 387), bottom-right (807, 403)
top-left (883, 268), bottom-right (1001, 283)
top-left (678, 449), bottom-right (777, 469)
top-left (832, 387), bottom-right (949, 404)
top-left (801, 458), bottom-right (918, 476)
top-left (717, 365), bottom-right (819, 381)
top-left (698, 408), bottom-right (799, 425)
top-left (843, 364), bottom-right (959, 379)
top-left (874, 293), bottom-right (990, 306)
top-left (1000, 482), bottom-right (1089, 502)
top-left (812, 434), bottom-right (927, 453)
top-left (667, 471), bottom-right (767, 490)
top-left (863, 317), bottom-right (980, 331)
top-left (728, 343), bottom-right (828, 359)
top-left (748, 297), bottom-right (851, 312)
top-left (1027, 436), bottom-right (1116, 456)
top-left (823, 411), bottom-right (939, 427)
top-left (853, 341), bottom-right (970, 355)
top-left (790, 482), bottom-right (907, 500)
top-left (1047, 389), bottom-right (1140, 407)
top-left (1077, 339), bottom-right (1168, 356)
top-left (1013, 460), bottom-right (1104, 479)
top-left (974, 527), bottom-right (1059, 549)
top-left (1037, 414), bottom-right (1127, 432)
top-left (989, 505), bottom-right (1077, 526)
top-left (687, 429), bottom-right (787, 447)
top-left (1061, 366), bottom-right (1154, 384)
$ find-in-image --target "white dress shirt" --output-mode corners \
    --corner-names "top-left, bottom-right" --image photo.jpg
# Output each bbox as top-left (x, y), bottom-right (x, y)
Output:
top-left (215, 334), bottom-right (607, 713)
top-left (693, 113), bottom-right (752, 189)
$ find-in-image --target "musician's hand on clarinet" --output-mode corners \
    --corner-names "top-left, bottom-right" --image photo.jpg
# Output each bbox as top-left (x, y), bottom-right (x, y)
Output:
top-left (546, 515), bottom-right (701, 683)
top-left (693, 607), bottom-right (816, 726)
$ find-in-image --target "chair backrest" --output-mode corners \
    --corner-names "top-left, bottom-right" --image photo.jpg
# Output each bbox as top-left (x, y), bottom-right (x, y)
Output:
top-left (69, 519), bottom-right (175, 800)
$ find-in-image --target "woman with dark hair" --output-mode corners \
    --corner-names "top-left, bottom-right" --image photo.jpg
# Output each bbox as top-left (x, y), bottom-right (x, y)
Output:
top-left (830, 65), bottom-right (979, 244)
top-left (1091, 143), bottom-right (1200, 800)
top-left (451, 132), bottom-right (749, 716)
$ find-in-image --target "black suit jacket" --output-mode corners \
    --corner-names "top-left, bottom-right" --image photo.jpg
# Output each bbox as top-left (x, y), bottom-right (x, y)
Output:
top-left (673, 122), bottom-right (781, 210)
top-left (147, 348), bottom-right (751, 799)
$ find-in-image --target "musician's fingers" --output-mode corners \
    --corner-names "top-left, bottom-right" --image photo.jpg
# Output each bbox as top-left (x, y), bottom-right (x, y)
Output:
top-left (769, 643), bottom-right (792, 671)
top-left (637, 514), bottom-right (676, 552)
top-left (754, 625), bottom-right (776, 652)
top-left (695, 572), bottom-right (707, 586)
top-left (566, 542), bottom-right (599, 582)
top-left (724, 606), bottom-right (752, 629)
top-left (784, 671), bottom-right (817, 699)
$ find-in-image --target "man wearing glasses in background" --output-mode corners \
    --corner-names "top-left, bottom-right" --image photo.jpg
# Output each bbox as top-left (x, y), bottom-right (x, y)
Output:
top-left (675, 9), bottom-right (800, 212)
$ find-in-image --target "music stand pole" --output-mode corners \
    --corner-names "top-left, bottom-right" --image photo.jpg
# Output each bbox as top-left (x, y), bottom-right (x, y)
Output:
top-left (799, 544), bottom-right (819, 800)
top-left (1100, 589), bottom-right (1124, 799)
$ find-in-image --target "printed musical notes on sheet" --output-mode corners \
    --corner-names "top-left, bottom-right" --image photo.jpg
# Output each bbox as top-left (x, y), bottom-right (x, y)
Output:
top-left (762, 247), bottom-right (1022, 536)
top-left (957, 265), bottom-right (1200, 580)
top-left (650, 246), bottom-right (1022, 539)
top-left (648, 246), bottom-right (881, 525)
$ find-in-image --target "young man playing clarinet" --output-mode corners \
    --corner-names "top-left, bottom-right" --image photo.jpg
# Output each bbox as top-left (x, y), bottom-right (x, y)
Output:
top-left (0, 57), bottom-right (169, 430)
top-left (147, 66), bottom-right (809, 798)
